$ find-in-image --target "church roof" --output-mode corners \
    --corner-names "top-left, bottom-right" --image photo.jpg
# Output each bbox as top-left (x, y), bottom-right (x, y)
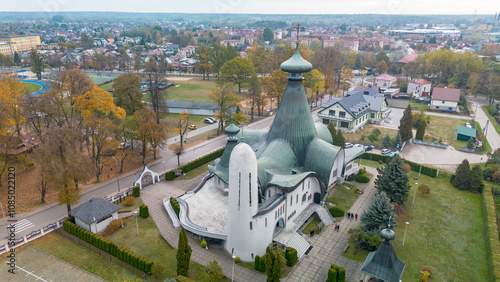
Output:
top-left (314, 122), bottom-right (334, 144)
top-left (361, 229), bottom-right (406, 282)
top-left (225, 119), bottom-right (240, 135)
top-left (280, 47), bottom-right (313, 73)
top-left (304, 138), bottom-right (343, 192)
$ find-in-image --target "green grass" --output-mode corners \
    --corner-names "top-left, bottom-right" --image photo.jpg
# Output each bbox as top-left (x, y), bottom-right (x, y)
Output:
top-left (116, 196), bottom-right (144, 212)
top-left (344, 124), bottom-right (398, 147)
top-left (104, 215), bottom-right (227, 281)
top-left (390, 171), bottom-right (489, 281)
top-left (360, 159), bottom-right (386, 169)
top-left (168, 77), bottom-right (217, 103)
top-left (409, 101), bottom-right (430, 109)
top-left (99, 81), bottom-right (114, 91)
top-left (341, 241), bottom-right (369, 263)
top-left (88, 74), bottom-right (118, 85)
top-left (326, 184), bottom-right (360, 220)
top-left (22, 82), bottom-right (41, 94)
top-left (425, 115), bottom-right (471, 150)
top-left (175, 160), bottom-right (214, 180)
top-left (24, 232), bottom-right (139, 281)
top-left (302, 217), bottom-right (322, 235)
top-left (475, 121), bottom-right (492, 154)
top-left (483, 105), bottom-right (500, 135)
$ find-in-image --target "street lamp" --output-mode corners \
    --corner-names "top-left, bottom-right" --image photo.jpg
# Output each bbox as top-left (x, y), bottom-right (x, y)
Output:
top-left (402, 221), bottom-right (409, 246)
top-left (162, 160), bottom-right (165, 175)
top-left (231, 255), bottom-right (236, 282)
top-left (112, 157), bottom-right (120, 193)
top-left (134, 210), bottom-right (139, 236)
top-left (418, 158), bottom-right (424, 177)
top-left (413, 182), bottom-right (418, 205)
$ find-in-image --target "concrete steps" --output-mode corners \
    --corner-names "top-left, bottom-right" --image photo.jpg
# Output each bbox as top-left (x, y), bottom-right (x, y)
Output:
top-left (274, 230), bottom-right (311, 259)
top-left (316, 207), bottom-right (335, 226)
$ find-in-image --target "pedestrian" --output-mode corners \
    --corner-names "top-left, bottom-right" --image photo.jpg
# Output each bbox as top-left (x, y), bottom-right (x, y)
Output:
top-left (351, 213), bottom-right (354, 220)
top-left (347, 212), bottom-right (350, 218)
top-left (355, 213), bottom-right (358, 221)
top-left (337, 225), bottom-right (340, 232)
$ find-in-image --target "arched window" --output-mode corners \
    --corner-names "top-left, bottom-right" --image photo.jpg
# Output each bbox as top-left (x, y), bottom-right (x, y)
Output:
top-left (302, 194), bottom-right (307, 204)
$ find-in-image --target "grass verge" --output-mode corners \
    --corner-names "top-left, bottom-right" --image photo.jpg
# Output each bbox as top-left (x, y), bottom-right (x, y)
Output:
top-left (326, 184), bottom-right (360, 221)
top-left (175, 160), bottom-right (214, 180)
top-left (341, 241), bottom-right (369, 263)
top-left (116, 196), bottom-right (144, 212)
top-left (483, 105), bottom-right (500, 136)
top-left (475, 121), bottom-right (492, 155)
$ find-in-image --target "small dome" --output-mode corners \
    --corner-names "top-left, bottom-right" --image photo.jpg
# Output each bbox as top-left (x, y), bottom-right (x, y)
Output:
top-left (280, 47), bottom-right (313, 73)
top-left (225, 118), bottom-right (240, 135)
top-left (380, 228), bottom-right (396, 241)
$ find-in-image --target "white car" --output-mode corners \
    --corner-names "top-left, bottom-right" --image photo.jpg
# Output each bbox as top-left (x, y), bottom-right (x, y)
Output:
top-left (381, 149), bottom-right (392, 155)
top-left (353, 144), bottom-right (364, 148)
top-left (345, 142), bottom-right (353, 148)
top-left (204, 117), bottom-right (216, 124)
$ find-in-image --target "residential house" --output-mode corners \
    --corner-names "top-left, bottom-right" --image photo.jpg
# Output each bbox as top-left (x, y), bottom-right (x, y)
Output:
top-left (407, 78), bottom-right (432, 98)
top-left (430, 87), bottom-right (460, 112)
top-left (318, 87), bottom-right (390, 132)
top-left (374, 74), bottom-right (397, 88)
top-left (69, 197), bottom-right (121, 234)
top-left (0, 133), bottom-right (39, 155)
top-left (397, 54), bottom-right (419, 65)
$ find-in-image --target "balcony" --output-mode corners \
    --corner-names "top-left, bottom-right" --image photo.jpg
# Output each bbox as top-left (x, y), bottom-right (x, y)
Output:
top-left (318, 113), bottom-right (353, 122)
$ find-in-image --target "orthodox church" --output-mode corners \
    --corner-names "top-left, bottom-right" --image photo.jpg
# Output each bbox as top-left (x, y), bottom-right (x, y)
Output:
top-left (168, 43), bottom-right (364, 262)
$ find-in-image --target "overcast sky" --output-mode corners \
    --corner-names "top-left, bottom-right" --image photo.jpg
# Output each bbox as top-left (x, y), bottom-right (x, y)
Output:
top-left (1, 0), bottom-right (497, 15)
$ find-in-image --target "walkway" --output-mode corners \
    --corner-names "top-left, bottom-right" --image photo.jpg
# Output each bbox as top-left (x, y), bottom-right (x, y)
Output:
top-left (140, 174), bottom-right (266, 282)
top-left (284, 166), bottom-right (379, 282)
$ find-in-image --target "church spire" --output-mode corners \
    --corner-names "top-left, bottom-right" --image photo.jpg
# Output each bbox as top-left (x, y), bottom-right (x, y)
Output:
top-left (280, 24), bottom-right (312, 80)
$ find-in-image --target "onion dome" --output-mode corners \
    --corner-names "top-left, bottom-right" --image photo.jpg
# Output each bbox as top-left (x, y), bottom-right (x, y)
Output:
top-left (280, 47), bottom-right (313, 74)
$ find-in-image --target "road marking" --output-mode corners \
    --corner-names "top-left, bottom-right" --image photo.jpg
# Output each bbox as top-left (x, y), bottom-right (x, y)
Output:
top-left (13, 219), bottom-right (35, 234)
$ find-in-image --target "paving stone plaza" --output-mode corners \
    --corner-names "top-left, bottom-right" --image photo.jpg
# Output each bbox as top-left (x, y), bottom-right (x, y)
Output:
top-left (141, 166), bottom-right (379, 281)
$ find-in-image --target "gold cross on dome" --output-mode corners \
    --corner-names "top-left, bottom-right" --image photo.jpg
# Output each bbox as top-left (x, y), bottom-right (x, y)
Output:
top-left (295, 24), bottom-right (301, 42)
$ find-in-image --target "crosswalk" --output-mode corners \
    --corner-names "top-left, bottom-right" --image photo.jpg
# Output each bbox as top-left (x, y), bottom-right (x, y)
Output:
top-left (13, 219), bottom-right (35, 235)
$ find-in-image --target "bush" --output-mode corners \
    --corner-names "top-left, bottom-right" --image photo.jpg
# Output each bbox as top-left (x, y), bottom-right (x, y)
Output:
top-left (170, 198), bottom-right (180, 216)
top-left (328, 206), bottom-right (345, 217)
top-left (358, 167), bottom-right (366, 175)
top-left (201, 241), bottom-right (207, 248)
top-left (133, 186), bottom-right (140, 197)
top-left (124, 196), bottom-right (135, 206)
top-left (346, 174), bottom-right (356, 181)
top-left (285, 247), bottom-right (298, 266)
top-left (139, 204), bottom-right (149, 218)
top-left (327, 266), bottom-right (338, 282)
top-left (165, 170), bottom-right (175, 180)
top-left (105, 219), bottom-right (122, 234)
top-left (337, 266), bottom-right (346, 282)
top-left (254, 255), bottom-right (266, 272)
top-left (234, 256), bottom-right (240, 263)
top-left (355, 175), bottom-right (370, 183)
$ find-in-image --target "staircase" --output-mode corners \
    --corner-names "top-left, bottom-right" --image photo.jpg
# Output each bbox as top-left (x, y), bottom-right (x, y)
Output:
top-left (316, 207), bottom-right (335, 226)
top-left (274, 230), bottom-right (311, 259)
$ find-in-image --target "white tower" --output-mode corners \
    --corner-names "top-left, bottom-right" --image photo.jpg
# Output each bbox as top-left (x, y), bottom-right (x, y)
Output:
top-left (225, 143), bottom-right (259, 261)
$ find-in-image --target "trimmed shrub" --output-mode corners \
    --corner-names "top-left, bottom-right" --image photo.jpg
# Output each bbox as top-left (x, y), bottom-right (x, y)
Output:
top-left (327, 267), bottom-right (337, 282)
top-left (124, 196), bottom-right (135, 206)
top-left (234, 256), bottom-right (240, 263)
top-left (139, 204), bottom-right (149, 218)
top-left (201, 241), bottom-right (207, 248)
top-left (355, 175), bottom-right (370, 183)
top-left (328, 206), bottom-right (345, 217)
top-left (165, 170), bottom-right (175, 180)
top-left (337, 266), bottom-right (346, 282)
top-left (105, 219), bottom-right (121, 234)
top-left (285, 247), bottom-right (298, 266)
top-left (170, 198), bottom-right (180, 216)
top-left (254, 255), bottom-right (266, 272)
top-left (133, 186), bottom-right (140, 197)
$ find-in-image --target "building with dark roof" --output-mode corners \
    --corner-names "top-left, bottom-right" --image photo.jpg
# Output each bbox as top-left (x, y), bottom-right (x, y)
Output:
top-left (431, 87), bottom-right (460, 112)
top-left (318, 87), bottom-right (390, 132)
top-left (69, 198), bottom-right (121, 234)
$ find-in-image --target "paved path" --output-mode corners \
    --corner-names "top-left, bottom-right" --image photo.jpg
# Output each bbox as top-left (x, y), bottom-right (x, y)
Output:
top-left (284, 166), bottom-right (378, 282)
top-left (472, 102), bottom-right (500, 150)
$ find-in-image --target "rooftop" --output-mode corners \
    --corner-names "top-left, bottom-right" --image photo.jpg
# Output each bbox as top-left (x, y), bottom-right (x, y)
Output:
top-left (375, 74), bottom-right (397, 81)
top-left (69, 198), bottom-right (121, 225)
top-left (432, 87), bottom-right (460, 102)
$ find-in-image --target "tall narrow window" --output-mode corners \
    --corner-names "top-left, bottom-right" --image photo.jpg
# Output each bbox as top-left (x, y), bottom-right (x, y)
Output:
top-left (249, 173), bottom-right (252, 206)
top-left (238, 172), bottom-right (241, 207)
top-left (290, 196), bottom-right (292, 206)
top-left (250, 222), bottom-right (253, 230)
top-left (265, 217), bottom-right (267, 227)
top-left (268, 189), bottom-right (271, 198)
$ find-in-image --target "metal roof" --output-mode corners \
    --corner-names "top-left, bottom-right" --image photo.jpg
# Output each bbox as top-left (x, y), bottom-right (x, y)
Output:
top-left (69, 198), bottom-right (121, 225)
top-left (457, 125), bottom-right (476, 138)
top-left (314, 122), bottom-right (334, 144)
top-left (280, 47), bottom-right (313, 73)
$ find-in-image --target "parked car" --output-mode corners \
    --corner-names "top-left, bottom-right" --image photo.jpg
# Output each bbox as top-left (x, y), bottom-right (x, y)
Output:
top-left (345, 142), bottom-right (353, 148)
top-left (381, 148), bottom-right (392, 155)
top-left (353, 144), bottom-right (364, 148)
top-left (364, 145), bottom-right (374, 151)
top-left (204, 117), bottom-right (216, 124)
top-left (188, 124), bottom-right (197, 130)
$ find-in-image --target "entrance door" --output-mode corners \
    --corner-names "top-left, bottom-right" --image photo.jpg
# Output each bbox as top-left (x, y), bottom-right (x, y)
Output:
top-left (313, 193), bottom-right (321, 204)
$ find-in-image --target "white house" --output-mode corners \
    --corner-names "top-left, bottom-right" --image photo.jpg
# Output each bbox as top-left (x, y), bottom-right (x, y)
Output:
top-left (69, 198), bottom-right (121, 234)
top-left (374, 74), bottom-right (397, 88)
top-left (407, 79), bottom-right (432, 98)
top-left (430, 88), bottom-right (460, 112)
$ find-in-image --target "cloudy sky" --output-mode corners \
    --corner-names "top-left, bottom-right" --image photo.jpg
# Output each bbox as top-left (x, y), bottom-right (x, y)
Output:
top-left (2, 0), bottom-right (497, 15)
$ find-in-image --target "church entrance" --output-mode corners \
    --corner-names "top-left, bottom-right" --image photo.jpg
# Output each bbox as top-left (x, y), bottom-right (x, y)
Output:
top-left (313, 192), bottom-right (321, 204)
top-left (273, 218), bottom-right (285, 237)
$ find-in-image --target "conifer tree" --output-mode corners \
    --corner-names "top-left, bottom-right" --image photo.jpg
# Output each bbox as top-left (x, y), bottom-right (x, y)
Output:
top-left (382, 134), bottom-right (392, 148)
top-left (264, 247), bottom-right (285, 282)
top-left (392, 133), bottom-right (402, 149)
top-left (415, 121), bottom-right (426, 140)
top-left (176, 228), bottom-right (192, 276)
top-left (452, 159), bottom-right (471, 190)
top-left (360, 192), bottom-right (397, 232)
top-left (467, 137), bottom-right (475, 149)
top-left (335, 129), bottom-right (346, 148)
top-left (328, 121), bottom-right (337, 142)
top-left (375, 155), bottom-right (410, 205)
top-left (470, 165), bottom-right (484, 193)
top-left (398, 105), bottom-right (413, 142)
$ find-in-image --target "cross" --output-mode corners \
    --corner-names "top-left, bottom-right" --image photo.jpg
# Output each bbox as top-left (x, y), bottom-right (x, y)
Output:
top-left (388, 215), bottom-right (392, 229)
top-left (295, 24), bottom-right (301, 42)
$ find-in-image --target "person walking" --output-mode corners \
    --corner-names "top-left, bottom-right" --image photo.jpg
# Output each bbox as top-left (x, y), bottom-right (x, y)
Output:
top-left (346, 212), bottom-right (350, 218)
top-left (355, 213), bottom-right (358, 221)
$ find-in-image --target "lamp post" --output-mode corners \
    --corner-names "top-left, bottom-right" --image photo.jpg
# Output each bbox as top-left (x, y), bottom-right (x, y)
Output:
top-left (413, 182), bottom-right (418, 205)
top-left (418, 158), bottom-right (423, 177)
top-left (112, 157), bottom-right (120, 193)
top-left (231, 255), bottom-right (236, 282)
top-left (134, 210), bottom-right (139, 236)
top-left (402, 221), bottom-right (409, 246)
top-left (162, 160), bottom-right (165, 175)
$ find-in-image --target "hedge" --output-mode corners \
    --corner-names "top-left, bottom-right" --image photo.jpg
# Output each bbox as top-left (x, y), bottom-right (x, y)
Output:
top-left (285, 247), bottom-right (298, 266)
top-left (165, 148), bottom-right (225, 181)
top-left (362, 153), bottom-right (438, 177)
top-left (170, 198), bottom-right (180, 216)
top-left (337, 266), bottom-right (346, 282)
top-left (327, 267), bottom-right (338, 282)
top-left (328, 206), bottom-right (345, 217)
top-left (481, 185), bottom-right (500, 281)
top-left (326, 264), bottom-right (345, 282)
top-left (355, 175), bottom-right (370, 183)
top-left (139, 204), bottom-right (149, 218)
top-left (63, 220), bottom-right (154, 274)
top-left (254, 255), bottom-right (266, 272)
top-left (133, 186), bottom-right (140, 197)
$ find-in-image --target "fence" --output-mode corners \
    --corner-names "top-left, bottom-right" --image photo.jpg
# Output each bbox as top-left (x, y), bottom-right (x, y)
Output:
top-left (0, 218), bottom-right (66, 256)
top-left (413, 139), bottom-right (447, 149)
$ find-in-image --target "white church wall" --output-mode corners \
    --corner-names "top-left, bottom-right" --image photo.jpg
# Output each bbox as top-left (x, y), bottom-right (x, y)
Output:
top-left (264, 186), bottom-right (283, 200)
top-left (284, 176), bottom-right (321, 223)
top-left (329, 150), bottom-right (345, 186)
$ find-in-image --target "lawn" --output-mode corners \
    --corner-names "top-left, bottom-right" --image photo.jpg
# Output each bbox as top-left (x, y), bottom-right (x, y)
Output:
top-left (175, 160), bottom-right (214, 180)
top-left (360, 159), bottom-right (386, 169)
top-left (116, 196), bottom-right (144, 212)
top-left (88, 74), bottom-right (118, 85)
top-left (22, 82), bottom-right (41, 94)
top-left (483, 105), bottom-right (500, 135)
top-left (302, 216), bottom-right (322, 235)
top-left (409, 101), bottom-right (430, 109)
top-left (341, 241), bottom-right (370, 263)
top-left (168, 77), bottom-right (217, 103)
top-left (99, 81), bottom-right (114, 91)
top-left (344, 124), bottom-right (399, 148)
top-left (389, 171), bottom-right (489, 281)
top-left (425, 115), bottom-right (470, 150)
top-left (104, 215), bottom-right (227, 281)
top-left (326, 184), bottom-right (360, 220)
top-left (0, 231), bottom-right (139, 281)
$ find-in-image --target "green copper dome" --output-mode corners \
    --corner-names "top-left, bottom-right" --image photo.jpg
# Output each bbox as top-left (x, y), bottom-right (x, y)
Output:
top-left (381, 228), bottom-right (396, 241)
top-left (280, 47), bottom-right (313, 73)
top-left (225, 118), bottom-right (240, 135)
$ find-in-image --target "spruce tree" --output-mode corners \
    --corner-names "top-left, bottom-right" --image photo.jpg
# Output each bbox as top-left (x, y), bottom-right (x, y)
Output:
top-left (335, 129), bottom-right (346, 148)
top-left (470, 164), bottom-right (484, 193)
top-left (467, 137), bottom-right (475, 149)
top-left (328, 121), bottom-right (337, 142)
top-left (415, 120), bottom-right (426, 140)
top-left (360, 192), bottom-right (397, 232)
top-left (452, 159), bottom-right (471, 190)
top-left (398, 104), bottom-right (413, 142)
top-left (264, 247), bottom-right (285, 282)
top-left (382, 134), bottom-right (392, 148)
top-left (392, 133), bottom-right (402, 149)
top-left (176, 228), bottom-right (192, 276)
top-left (375, 155), bottom-right (410, 205)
